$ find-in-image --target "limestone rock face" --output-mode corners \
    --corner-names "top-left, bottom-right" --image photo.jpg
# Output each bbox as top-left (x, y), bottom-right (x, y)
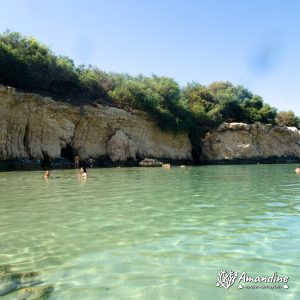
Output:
top-left (201, 122), bottom-right (300, 161)
top-left (0, 85), bottom-right (192, 162)
top-left (107, 130), bottom-right (138, 162)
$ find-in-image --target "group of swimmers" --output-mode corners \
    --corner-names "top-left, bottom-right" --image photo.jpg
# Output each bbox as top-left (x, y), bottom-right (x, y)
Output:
top-left (43, 154), bottom-right (91, 179)
top-left (74, 154), bottom-right (95, 168)
top-left (43, 167), bottom-right (87, 179)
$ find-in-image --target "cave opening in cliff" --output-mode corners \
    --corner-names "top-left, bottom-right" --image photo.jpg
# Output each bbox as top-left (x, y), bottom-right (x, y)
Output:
top-left (191, 147), bottom-right (201, 165)
top-left (41, 151), bottom-right (51, 168)
top-left (61, 144), bottom-right (74, 161)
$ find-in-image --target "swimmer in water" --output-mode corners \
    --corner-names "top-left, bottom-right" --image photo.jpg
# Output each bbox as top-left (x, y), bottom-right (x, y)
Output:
top-left (87, 157), bottom-right (95, 168)
top-left (81, 167), bottom-right (87, 178)
top-left (78, 167), bottom-right (87, 179)
top-left (295, 166), bottom-right (300, 174)
top-left (74, 154), bottom-right (80, 169)
top-left (79, 166), bottom-right (87, 179)
top-left (43, 170), bottom-right (50, 179)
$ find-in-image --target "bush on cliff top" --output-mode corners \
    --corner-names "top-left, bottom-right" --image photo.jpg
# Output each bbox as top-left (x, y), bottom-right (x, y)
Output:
top-left (275, 111), bottom-right (300, 128)
top-left (1, 31), bottom-right (297, 132)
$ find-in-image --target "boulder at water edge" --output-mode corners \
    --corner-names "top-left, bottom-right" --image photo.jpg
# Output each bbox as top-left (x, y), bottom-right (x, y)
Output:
top-left (139, 158), bottom-right (163, 167)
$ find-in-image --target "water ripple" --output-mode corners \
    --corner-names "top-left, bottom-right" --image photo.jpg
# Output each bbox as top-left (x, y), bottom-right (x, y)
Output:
top-left (0, 165), bottom-right (299, 299)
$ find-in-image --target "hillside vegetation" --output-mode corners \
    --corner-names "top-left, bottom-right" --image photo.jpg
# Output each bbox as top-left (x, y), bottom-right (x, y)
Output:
top-left (0, 31), bottom-right (299, 133)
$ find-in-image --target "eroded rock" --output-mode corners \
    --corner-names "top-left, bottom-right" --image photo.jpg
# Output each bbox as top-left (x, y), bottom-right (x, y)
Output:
top-left (0, 85), bottom-right (192, 163)
top-left (139, 158), bottom-right (163, 167)
top-left (201, 122), bottom-right (300, 162)
top-left (107, 130), bottom-right (137, 162)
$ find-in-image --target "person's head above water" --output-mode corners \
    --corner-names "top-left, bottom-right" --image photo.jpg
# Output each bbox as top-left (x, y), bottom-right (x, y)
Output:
top-left (44, 170), bottom-right (50, 178)
top-left (83, 167), bottom-right (87, 173)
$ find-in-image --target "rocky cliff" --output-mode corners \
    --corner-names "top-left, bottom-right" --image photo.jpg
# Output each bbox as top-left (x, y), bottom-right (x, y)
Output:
top-left (0, 85), bottom-right (192, 168)
top-left (200, 122), bottom-right (300, 163)
top-left (2, 85), bottom-right (300, 170)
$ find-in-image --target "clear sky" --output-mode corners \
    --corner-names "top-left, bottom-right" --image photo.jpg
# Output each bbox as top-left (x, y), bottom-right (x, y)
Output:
top-left (0, 0), bottom-right (299, 114)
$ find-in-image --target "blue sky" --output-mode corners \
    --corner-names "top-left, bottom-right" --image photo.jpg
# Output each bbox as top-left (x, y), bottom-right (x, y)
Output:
top-left (0, 0), bottom-right (299, 114)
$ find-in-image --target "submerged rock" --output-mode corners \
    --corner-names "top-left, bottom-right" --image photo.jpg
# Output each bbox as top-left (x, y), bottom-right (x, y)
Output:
top-left (0, 264), bottom-right (54, 298)
top-left (18, 284), bottom-right (54, 300)
top-left (0, 271), bottom-right (40, 296)
top-left (139, 158), bottom-right (163, 167)
top-left (0, 264), bottom-right (12, 275)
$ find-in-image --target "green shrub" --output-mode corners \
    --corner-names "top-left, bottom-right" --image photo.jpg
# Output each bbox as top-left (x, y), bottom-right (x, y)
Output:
top-left (276, 111), bottom-right (300, 128)
top-left (1, 31), bottom-right (298, 134)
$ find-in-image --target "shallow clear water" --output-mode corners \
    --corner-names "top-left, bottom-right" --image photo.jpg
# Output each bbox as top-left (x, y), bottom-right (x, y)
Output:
top-left (0, 165), bottom-right (300, 299)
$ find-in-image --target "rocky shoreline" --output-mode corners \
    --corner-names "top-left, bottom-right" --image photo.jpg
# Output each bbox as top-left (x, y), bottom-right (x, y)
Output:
top-left (1, 85), bottom-right (300, 170)
top-left (200, 122), bottom-right (300, 164)
top-left (0, 155), bottom-right (299, 172)
top-left (0, 85), bottom-right (192, 171)
top-left (199, 156), bottom-right (300, 165)
top-left (0, 157), bottom-right (193, 171)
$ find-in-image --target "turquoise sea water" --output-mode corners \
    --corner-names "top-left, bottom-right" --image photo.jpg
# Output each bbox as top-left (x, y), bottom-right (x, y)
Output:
top-left (0, 165), bottom-right (299, 299)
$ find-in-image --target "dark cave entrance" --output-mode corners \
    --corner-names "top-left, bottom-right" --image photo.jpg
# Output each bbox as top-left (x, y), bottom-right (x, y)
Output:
top-left (189, 133), bottom-right (202, 165)
top-left (191, 146), bottom-right (202, 165)
top-left (61, 144), bottom-right (75, 161)
top-left (41, 151), bottom-right (51, 168)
